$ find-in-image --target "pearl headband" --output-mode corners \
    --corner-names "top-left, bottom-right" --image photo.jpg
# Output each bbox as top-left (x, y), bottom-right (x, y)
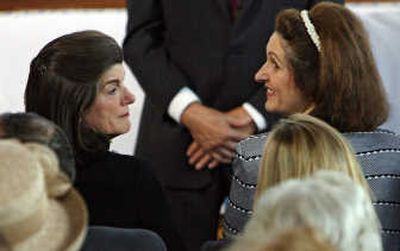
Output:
top-left (300, 10), bottom-right (321, 52)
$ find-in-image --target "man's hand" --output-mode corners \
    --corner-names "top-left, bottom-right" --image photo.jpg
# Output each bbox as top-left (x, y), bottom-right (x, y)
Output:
top-left (186, 141), bottom-right (219, 170)
top-left (183, 104), bottom-right (257, 170)
top-left (226, 106), bottom-right (257, 136)
top-left (181, 103), bottom-right (248, 152)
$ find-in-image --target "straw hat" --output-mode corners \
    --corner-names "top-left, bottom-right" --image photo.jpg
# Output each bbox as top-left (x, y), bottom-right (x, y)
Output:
top-left (0, 140), bottom-right (87, 251)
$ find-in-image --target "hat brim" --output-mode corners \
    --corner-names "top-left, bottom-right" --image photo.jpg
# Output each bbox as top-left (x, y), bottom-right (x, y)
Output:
top-left (15, 188), bottom-right (88, 251)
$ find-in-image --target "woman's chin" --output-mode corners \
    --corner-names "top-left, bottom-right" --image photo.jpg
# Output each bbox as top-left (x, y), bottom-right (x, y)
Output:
top-left (120, 123), bottom-right (131, 134)
top-left (116, 120), bottom-right (131, 135)
top-left (106, 124), bottom-right (131, 136)
top-left (265, 103), bottom-right (278, 113)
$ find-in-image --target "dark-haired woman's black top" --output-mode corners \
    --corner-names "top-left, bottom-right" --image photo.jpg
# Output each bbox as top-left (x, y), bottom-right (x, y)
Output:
top-left (75, 150), bottom-right (184, 251)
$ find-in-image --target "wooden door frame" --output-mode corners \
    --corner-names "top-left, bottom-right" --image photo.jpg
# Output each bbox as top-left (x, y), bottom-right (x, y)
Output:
top-left (0, 0), bottom-right (398, 11)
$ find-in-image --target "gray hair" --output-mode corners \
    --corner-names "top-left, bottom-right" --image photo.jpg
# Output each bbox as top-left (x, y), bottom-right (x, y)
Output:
top-left (0, 112), bottom-right (75, 181)
top-left (226, 171), bottom-right (382, 251)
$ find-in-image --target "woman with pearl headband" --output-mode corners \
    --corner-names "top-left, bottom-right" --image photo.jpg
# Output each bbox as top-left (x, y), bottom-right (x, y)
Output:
top-left (223, 2), bottom-right (400, 250)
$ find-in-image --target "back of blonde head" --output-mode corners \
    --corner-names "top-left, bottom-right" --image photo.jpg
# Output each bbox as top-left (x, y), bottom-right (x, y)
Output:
top-left (255, 113), bottom-right (368, 202)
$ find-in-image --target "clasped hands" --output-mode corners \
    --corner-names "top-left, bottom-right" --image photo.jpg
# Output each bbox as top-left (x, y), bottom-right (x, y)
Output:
top-left (181, 103), bottom-right (256, 170)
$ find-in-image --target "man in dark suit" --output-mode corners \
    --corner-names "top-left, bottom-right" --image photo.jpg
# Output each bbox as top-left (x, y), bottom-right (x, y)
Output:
top-left (123, 1), bottom-right (342, 250)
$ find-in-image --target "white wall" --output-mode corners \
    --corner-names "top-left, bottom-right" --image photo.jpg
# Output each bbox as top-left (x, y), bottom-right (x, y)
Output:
top-left (348, 3), bottom-right (400, 134)
top-left (0, 4), bottom-right (399, 156)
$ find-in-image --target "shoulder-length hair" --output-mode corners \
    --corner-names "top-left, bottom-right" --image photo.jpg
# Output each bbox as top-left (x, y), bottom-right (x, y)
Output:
top-left (274, 2), bottom-right (388, 132)
top-left (255, 113), bottom-right (369, 202)
top-left (25, 30), bottom-right (123, 155)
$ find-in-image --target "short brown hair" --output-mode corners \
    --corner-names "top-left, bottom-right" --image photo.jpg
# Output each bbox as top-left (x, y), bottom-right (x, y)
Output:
top-left (275, 2), bottom-right (388, 132)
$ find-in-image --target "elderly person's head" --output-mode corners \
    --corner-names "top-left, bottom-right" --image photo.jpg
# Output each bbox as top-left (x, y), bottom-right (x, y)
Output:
top-left (255, 2), bottom-right (388, 132)
top-left (255, 113), bottom-right (369, 201)
top-left (25, 30), bottom-right (135, 156)
top-left (227, 171), bottom-right (382, 251)
top-left (260, 227), bottom-right (338, 251)
top-left (0, 112), bottom-right (75, 181)
top-left (0, 140), bottom-right (87, 251)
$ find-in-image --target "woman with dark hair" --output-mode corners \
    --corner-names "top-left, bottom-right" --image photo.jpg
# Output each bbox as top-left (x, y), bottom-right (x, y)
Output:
top-left (223, 2), bottom-right (400, 250)
top-left (24, 30), bottom-right (183, 251)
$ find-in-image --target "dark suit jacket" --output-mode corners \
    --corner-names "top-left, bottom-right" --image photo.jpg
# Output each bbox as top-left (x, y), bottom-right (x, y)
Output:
top-left (123, 0), bottom-right (343, 189)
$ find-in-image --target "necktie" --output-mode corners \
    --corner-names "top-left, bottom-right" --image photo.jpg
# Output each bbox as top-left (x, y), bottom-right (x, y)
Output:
top-left (230, 0), bottom-right (241, 21)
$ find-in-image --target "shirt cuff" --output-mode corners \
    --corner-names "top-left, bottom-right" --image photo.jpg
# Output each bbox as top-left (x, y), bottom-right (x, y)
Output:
top-left (168, 87), bottom-right (201, 123)
top-left (242, 102), bottom-right (267, 132)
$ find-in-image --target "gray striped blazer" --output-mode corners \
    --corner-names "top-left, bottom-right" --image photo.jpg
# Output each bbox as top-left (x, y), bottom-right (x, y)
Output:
top-left (223, 129), bottom-right (400, 250)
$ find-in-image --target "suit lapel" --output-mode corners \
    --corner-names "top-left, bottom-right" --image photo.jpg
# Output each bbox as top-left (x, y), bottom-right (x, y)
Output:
top-left (235, 0), bottom-right (255, 24)
top-left (214, 0), bottom-right (257, 25)
top-left (241, 0), bottom-right (255, 13)
top-left (214, 0), bottom-right (231, 22)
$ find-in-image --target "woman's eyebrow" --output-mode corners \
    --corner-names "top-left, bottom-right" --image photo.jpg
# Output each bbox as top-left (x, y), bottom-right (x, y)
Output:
top-left (101, 79), bottom-right (120, 87)
top-left (268, 51), bottom-right (282, 65)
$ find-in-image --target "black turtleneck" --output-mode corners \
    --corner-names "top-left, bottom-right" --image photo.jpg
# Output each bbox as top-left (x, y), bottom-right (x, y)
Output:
top-left (75, 146), bottom-right (184, 251)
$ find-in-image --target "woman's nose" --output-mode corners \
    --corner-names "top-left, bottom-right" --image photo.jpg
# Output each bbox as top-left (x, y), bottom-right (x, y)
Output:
top-left (123, 87), bottom-right (135, 105)
top-left (254, 63), bottom-right (268, 84)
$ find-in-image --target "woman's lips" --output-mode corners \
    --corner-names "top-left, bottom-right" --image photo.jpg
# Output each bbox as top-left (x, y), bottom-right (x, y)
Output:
top-left (120, 112), bottom-right (130, 118)
top-left (266, 87), bottom-right (275, 98)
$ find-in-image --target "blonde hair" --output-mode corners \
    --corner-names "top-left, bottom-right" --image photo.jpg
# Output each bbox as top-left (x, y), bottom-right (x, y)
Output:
top-left (255, 113), bottom-right (369, 202)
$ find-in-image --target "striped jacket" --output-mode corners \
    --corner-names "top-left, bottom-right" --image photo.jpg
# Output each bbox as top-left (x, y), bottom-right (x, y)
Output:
top-left (224, 129), bottom-right (400, 250)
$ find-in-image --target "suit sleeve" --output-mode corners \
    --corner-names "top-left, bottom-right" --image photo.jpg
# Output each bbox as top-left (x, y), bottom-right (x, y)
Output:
top-left (247, 89), bottom-right (270, 120)
top-left (246, 88), bottom-right (281, 131)
top-left (123, 0), bottom-right (190, 113)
